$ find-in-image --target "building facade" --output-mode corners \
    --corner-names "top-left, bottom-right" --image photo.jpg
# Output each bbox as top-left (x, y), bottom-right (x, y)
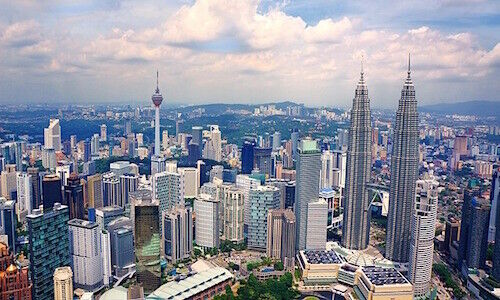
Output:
top-left (266, 209), bottom-right (296, 269)
top-left (194, 194), bottom-right (220, 249)
top-left (248, 185), bottom-right (281, 250)
top-left (53, 267), bottom-right (73, 300)
top-left (162, 205), bottom-right (193, 263)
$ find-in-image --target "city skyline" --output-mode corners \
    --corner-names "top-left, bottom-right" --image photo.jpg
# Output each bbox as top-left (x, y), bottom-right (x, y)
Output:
top-left (0, 0), bottom-right (499, 107)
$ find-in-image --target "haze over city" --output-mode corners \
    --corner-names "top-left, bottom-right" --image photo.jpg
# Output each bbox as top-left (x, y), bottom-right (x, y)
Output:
top-left (0, 0), bottom-right (499, 107)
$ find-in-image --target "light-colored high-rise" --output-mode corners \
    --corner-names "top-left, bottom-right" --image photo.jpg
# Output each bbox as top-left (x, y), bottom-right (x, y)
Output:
top-left (267, 209), bottom-right (296, 269)
top-left (153, 171), bottom-right (182, 221)
top-left (204, 125), bottom-right (222, 162)
top-left (295, 139), bottom-right (321, 250)
top-left (178, 167), bottom-right (199, 199)
top-left (100, 124), bottom-right (107, 142)
top-left (386, 56), bottom-right (419, 263)
top-left (162, 205), bottom-right (193, 263)
top-left (248, 185), bottom-right (281, 250)
top-left (44, 118), bottom-right (61, 151)
top-left (305, 199), bottom-right (327, 250)
top-left (194, 193), bottom-right (220, 248)
top-left (223, 186), bottom-right (245, 243)
top-left (342, 64), bottom-right (372, 250)
top-left (408, 177), bottom-right (438, 297)
top-left (68, 219), bottom-right (104, 292)
top-left (320, 150), bottom-right (335, 190)
top-left (16, 172), bottom-right (32, 222)
top-left (54, 266), bottom-right (73, 300)
top-left (86, 174), bottom-right (104, 208)
top-left (236, 174), bottom-right (261, 228)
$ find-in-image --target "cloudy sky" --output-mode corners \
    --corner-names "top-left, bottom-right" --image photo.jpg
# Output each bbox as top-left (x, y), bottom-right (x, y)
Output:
top-left (0, 0), bottom-right (498, 108)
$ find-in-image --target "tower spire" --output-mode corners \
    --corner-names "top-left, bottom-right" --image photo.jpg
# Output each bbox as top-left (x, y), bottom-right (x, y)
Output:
top-left (156, 70), bottom-right (159, 92)
top-left (408, 53), bottom-right (411, 75)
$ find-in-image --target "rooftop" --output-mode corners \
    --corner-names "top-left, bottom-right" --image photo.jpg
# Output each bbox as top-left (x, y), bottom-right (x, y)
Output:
top-left (68, 218), bottom-right (98, 229)
top-left (302, 249), bottom-right (343, 265)
top-left (362, 266), bottom-right (410, 286)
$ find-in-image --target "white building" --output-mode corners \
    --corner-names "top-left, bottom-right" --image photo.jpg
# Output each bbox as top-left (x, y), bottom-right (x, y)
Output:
top-left (16, 173), bottom-right (32, 222)
top-left (236, 174), bottom-right (261, 227)
top-left (68, 219), bottom-right (104, 292)
top-left (41, 147), bottom-right (56, 169)
top-left (101, 230), bottom-right (112, 286)
top-left (100, 124), bottom-right (107, 142)
top-left (320, 150), bottom-right (334, 190)
top-left (44, 118), bottom-right (61, 151)
top-left (306, 199), bottom-right (327, 250)
top-left (408, 178), bottom-right (439, 297)
top-left (178, 167), bottom-right (199, 199)
top-left (153, 171), bottom-right (182, 219)
top-left (223, 186), bottom-right (245, 243)
top-left (203, 125), bottom-right (222, 162)
top-left (194, 193), bottom-right (219, 249)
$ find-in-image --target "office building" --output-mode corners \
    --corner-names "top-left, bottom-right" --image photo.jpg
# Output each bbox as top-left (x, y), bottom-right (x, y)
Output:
top-left (131, 193), bottom-right (161, 294)
top-left (83, 139), bottom-right (91, 163)
top-left (0, 200), bottom-right (16, 254)
top-left (0, 242), bottom-right (32, 300)
top-left (320, 150), bottom-right (335, 190)
top-left (306, 199), bottom-right (327, 250)
top-left (342, 64), bottom-right (372, 250)
top-left (444, 216), bottom-right (460, 254)
top-left (494, 172), bottom-right (500, 280)
top-left (53, 267), bottom-right (73, 300)
top-left (408, 178), bottom-right (438, 297)
top-left (194, 194), bottom-right (220, 249)
top-left (179, 167), bottom-right (199, 199)
top-left (272, 131), bottom-right (281, 150)
top-left (236, 174), bottom-right (261, 228)
top-left (153, 171), bottom-right (182, 222)
top-left (467, 198), bottom-right (490, 270)
top-left (86, 174), bottom-right (104, 208)
top-left (203, 125), bottom-right (222, 162)
top-left (354, 266), bottom-right (413, 300)
top-left (42, 174), bottom-right (62, 211)
top-left (64, 173), bottom-right (85, 220)
top-left (109, 225), bottom-right (135, 277)
top-left (27, 167), bottom-right (41, 210)
top-left (103, 172), bottom-right (121, 207)
top-left (489, 169), bottom-right (499, 242)
top-left (162, 205), bottom-right (193, 263)
top-left (101, 230), bottom-right (112, 286)
top-left (458, 185), bottom-right (480, 270)
top-left (16, 172), bottom-right (32, 222)
top-left (223, 186), bottom-right (245, 243)
top-left (253, 147), bottom-right (272, 176)
top-left (284, 181), bottom-right (295, 210)
top-left (96, 206), bottom-right (124, 230)
top-left (100, 124), bottom-right (107, 142)
top-left (68, 219), bottom-right (104, 291)
top-left (0, 165), bottom-right (17, 200)
top-left (248, 185), bottom-right (280, 250)
top-left (266, 209), bottom-right (296, 269)
top-left (295, 139), bottom-right (321, 250)
top-left (27, 203), bottom-right (70, 300)
top-left (44, 118), bottom-right (61, 151)
top-left (386, 58), bottom-right (419, 263)
top-left (42, 147), bottom-right (56, 169)
top-left (209, 165), bottom-right (223, 182)
top-left (241, 138), bottom-right (256, 174)
top-left (120, 173), bottom-right (139, 206)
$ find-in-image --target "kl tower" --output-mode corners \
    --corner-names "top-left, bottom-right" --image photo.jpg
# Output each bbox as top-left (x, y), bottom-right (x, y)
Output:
top-left (151, 71), bottom-right (166, 176)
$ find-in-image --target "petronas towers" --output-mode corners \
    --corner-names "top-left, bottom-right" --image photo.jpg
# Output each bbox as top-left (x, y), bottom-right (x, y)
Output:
top-left (342, 65), bottom-right (372, 250)
top-left (386, 56), bottom-right (419, 262)
top-left (342, 56), bottom-right (419, 257)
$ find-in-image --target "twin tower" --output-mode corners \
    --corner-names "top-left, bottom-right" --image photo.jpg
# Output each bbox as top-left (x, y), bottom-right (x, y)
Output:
top-left (342, 55), bottom-right (419, 263)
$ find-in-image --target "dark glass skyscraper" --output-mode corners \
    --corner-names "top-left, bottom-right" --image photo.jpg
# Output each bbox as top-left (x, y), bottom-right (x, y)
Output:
top-left (386, 57), bottom-right (419, 263)
top-left (253, 147), bottom-right (272, 176)
top-left (492, 168), bottom-right (500, 280)
top-left (342, 64), bottom-right (372, 250)
top-left (241, 138), bottom-right (256, 174)
top-left (42, 174), bottom-right (62, 211)
top-left (64, 173), bottom-right (85, 220)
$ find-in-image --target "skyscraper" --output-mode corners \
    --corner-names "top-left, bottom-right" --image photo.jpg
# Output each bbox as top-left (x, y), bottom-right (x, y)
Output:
top-left (153, 171), bottom-right (182, 222)
top-left (223, 186), bottom-right (245, 243)
top-left (53, 267), bottom-right (73, 300)
top-left (248, 185), bottom-right (280, 251)
top-left (493, 169), bottom-right (500, 280)
top-left (42, 174), bottom-right (62, 211)
top-left (267, 209), bottom-right (296, 270)
top-left (253, 147), bottom-right (272, 176)
top-left (162, 205), bottom-right (193, 263)
top-left (0, 200), bottom-right (16, 254)
top-left (294, 139), bottom-right (321, 250)
top-left (27, 203), bottom-right (70, 300)
top-left (386, 56), bottom-right (419, 263)
top-left (241, 138), bottom-right (256, 174)
top-left (408, 178), bottom-right (438, 297)
top-left (64, 173), bottom-right (85, 220)
top-left (489, 168), bottom-right (499, 242)
top-left (305, 199), bottom-right (327, 250)
top-left (16, 172), bottom-right (32, 222)
top-left (100, 124), bottom-right (107, 142)
top-left (27, 167), bottom-right (41, 210)
top-left (44, 118), bottom-right (61, 152)
top-left (194, 194), bottom-right (220, 249)
top-left (342, 63), bottom-right (372, 250)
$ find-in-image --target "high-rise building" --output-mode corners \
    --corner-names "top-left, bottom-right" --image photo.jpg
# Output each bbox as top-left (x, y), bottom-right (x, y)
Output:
top-left (14, 141), bottom-right (22, 172)
top-left (194, 194), bottom-right (220, 249)
top-left (95, 206), bottom-right (124, 230)
top-left (466, 198), bottom-right (490, 270)
top-left (0, 165), bottom-right (17, 200)
top-left (162, 205), bottom-right (193, 263)
top-left (153, 171), bottom-right (182, 222)
top-left (86, 174), bottom-right (104, 209)
top-left (266, 209), bottom-right (296, 269)
top-left (53, 267), bottom-right (73, 300)
top-left (291, 130), bottom-right (299, 159)
top-left (102, 172), bottom-right (121, 207)
top-left (451, 135), bottom-right (468, 170)
top-left (272, 131), bottom-right (281, 150)
top-left (83, 139), bottom-right (91, 163)
top-left (386, 57), bottom-right (419, 263)
top-left (42, 174), bottom-right (62, 211)
top-left (241, 138), bottom-right (256, 174)
top-left (236, 174), bottom-right (261, 229)
top-left (100, 124), bottom-right (107, 142)
top-left (253, 147), bottom-right (272, 176)
top-left (0, 200), bottom-right (16, 255)
top-left (178, 167), bottom-right (199, 199)
top-left (305, 199), bottom-right (327, 250)
top-left (27, 203), bottom-right (70, 300)
top-left (27, 167), bottom-right (41, 210)
top-left (489, 169), bottom-right (500, 242)
top-left (68, 219), bottom-right (104, 291)
top-left (91, 134), bottom-right (100, 156)
top-left (223, 186), bottom-right (245, 243)
top-left (458, 185), bottom-right (480, 270)
top-left (295, 139), bottom-right (321, 250)
top-left (342, 64), bottom-right (372, 250)
top-left (44, 118), bottom-right (61, 151)
top-left (320, 150), bottom-right (335, 190)
top-left (131, 192), bottom-right (161, 294)
top-left (16, 173), bottom-right (32, 222)
top-left (0, 242), bottom-right (32, 300)
top-left (408, 178), bottom-right (438, 297)
top-left (444, 216), bottom-right (460, 253)
top-left (204, 125), bottom-right (222, 162)
top-left (109, 225), bottom-right (134, 277)
top-left (248, 185), bottom-right (280, 250)
top-left (64, 173), bottom-right (85, 220)
top-left (284, 181), bottom-right (295, 210)
top-left (100, 230), bottom-right (112, 286)
top-left (120, 173), bottom-right (139, 206)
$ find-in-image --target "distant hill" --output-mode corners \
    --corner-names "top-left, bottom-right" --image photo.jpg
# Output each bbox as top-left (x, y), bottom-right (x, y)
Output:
top-left (419, 101), bottom-right (500, 117)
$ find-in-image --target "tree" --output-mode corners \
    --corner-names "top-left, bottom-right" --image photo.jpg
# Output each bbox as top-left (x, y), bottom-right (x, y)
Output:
top-left (274, 261), bottom-right (284, 271)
